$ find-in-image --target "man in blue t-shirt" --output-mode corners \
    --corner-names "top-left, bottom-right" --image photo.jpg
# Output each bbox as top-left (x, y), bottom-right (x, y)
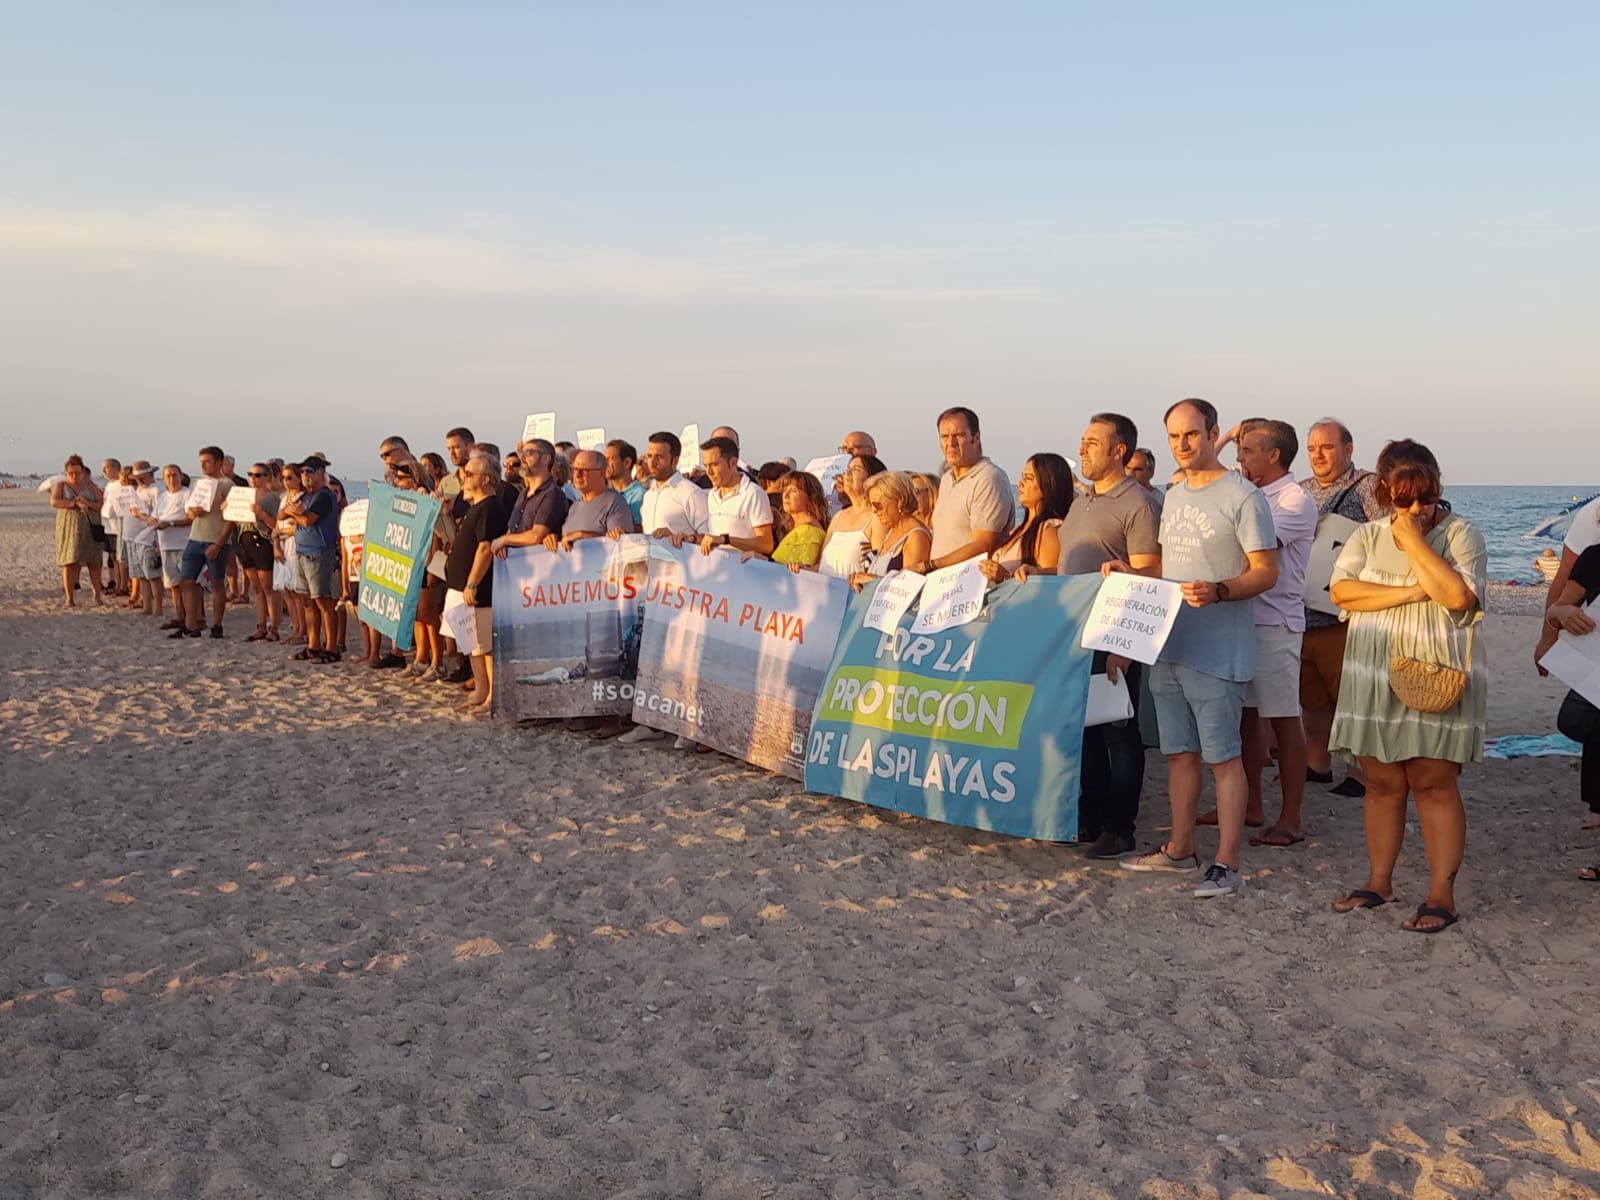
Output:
top-left (282, 456), bottom-right (343, 661)
top-left (1123, 399), bottom-right (1279, 898)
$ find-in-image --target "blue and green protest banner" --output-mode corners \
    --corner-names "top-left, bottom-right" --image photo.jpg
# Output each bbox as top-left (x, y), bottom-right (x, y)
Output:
top-left (803, 575), bottom-right (1099, 841)
top-left (357, 482), bottom-right (441, 650)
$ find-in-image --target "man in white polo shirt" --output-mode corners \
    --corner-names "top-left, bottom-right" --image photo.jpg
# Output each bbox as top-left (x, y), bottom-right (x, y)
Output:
top-left (637, 431), bottom-right (710, 544)
top-left (699, 436), bottom-right (774, 558)
top-left (923, 406), bottom-right (1012, 571)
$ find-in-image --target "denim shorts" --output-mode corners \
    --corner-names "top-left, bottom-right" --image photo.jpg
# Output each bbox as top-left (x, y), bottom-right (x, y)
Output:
top-left (161, 549), bottom-right (186, 588)
top-left (295, 548), bottom-right (340, 599)
top-left (179, 539), bottom-right (231, 583)
top-left (1148, 660), bottom-right (1246, 764)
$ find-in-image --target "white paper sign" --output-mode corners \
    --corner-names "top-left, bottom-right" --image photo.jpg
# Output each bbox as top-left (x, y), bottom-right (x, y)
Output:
top-left (864, 570), bottom-right (927, 634)
top-left (522, 412), bottom-right (556, 445)
top-left (441, 588), bottom-right (478, 654)
top-left (426, 549), bottom-right (448, 580)
top-left (1305, 513), bottom-right (1362, 616)
top-left (1085, 674), bottom-right (1135, 726)
top-left (803, 453), bottom-right (852, 495)
top-left (222, 486), bottom-right (258, 524)
top-left (187, 477), bottom-right (218, 513)
top-left (338, 498), bottom-right (369, 538)
top-left (576, 427), bottom-right (607, 452)
top-left (1539, 599), bottom-right (1600, 709)
top-left (680, 424), bottom-right (701, 457)
top-left (1079, 572), bottom-right (1183, 664)
top-left (910, 561), bottom-right (988, 634)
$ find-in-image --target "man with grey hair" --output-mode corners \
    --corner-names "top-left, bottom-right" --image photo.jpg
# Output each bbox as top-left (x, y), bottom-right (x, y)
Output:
top-left (546, 449), bottom-right (635, 550)
top-left (1298, 418), bottom-right (1387, 799)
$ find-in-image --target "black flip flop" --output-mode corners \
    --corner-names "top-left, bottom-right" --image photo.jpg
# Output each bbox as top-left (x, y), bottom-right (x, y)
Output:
top-left (1334, 888), bottom-right (1389, 911)
top-left (1404, 903), bottom-right (1458, 934)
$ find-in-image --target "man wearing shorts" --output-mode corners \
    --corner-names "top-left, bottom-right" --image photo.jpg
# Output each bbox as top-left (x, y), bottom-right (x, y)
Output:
top-left (1234, 422), bottom-right (1317, 845)
top-left (125, 461), bottom-right (165, 618)
top-left (1299, 419), bottom-right (1387, 797)
top-left (176, 446), bottom-right (235, 639)
top-left (282, 456), bottom-right (342, 661)
top-left (1124, 399), bottom-right (1278, 898)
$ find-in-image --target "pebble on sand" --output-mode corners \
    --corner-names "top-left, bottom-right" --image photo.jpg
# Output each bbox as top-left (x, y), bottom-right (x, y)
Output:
top-left (330, 1151), bottom-right (349, 1169)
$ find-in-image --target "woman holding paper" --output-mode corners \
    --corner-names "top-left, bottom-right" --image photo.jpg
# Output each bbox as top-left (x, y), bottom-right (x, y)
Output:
top-left (51, 456), bottom-right (105, 606)
top-left (851, 472), bottom-right (931, 589)
top-left (1328, 440), bottom-right (1487, 933)
top-left (979, 453), bottom-right (1073, 583)
top-left (240, 463), bottom-right (284, 641)
top-left (1545, 545), bottom-right (1599, 868)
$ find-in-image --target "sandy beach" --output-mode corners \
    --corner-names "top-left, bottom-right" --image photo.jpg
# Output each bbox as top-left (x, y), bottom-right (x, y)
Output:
top-left (3, 487), bottom-right (1598, 1199)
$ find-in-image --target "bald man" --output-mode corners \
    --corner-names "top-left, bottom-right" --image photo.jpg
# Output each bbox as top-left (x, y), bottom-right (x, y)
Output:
top-left (838, 431), bottom-right (877, 457)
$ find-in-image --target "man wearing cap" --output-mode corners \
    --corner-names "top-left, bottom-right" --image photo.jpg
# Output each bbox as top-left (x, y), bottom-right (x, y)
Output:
top-left (125, 461), bottom-right (165, 618)
top-left (175, 446), bottom-right (235, 639)
top-left (280, 456), bottom-right (343, 661)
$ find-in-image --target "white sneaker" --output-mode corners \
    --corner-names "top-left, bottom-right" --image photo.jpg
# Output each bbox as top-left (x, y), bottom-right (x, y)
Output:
top-left (618, 725), bottom-right (666, 745)
top-left (1123, 847), bottom-right (1201, 873)
top-left (1193, 863), bottom-right (1245, 898)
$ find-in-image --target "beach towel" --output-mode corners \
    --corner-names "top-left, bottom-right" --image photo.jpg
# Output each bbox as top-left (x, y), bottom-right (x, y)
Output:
top-left (1482, 733), bottom-right (1584, 760)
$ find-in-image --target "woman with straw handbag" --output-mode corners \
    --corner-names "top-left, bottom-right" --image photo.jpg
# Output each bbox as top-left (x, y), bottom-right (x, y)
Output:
top-left (1327, 440), bottom-right (1487, 933)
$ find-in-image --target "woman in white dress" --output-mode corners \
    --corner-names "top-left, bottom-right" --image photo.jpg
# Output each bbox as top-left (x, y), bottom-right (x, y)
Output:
top-left (815, 454), bottom-right (888, 579)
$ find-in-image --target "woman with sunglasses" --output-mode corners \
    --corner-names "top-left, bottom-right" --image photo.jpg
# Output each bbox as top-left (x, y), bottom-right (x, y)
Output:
top-left (851, 471), bottom-right (931, 590)
top-left (816, 453), bottom-right (888, 578)
top-left (1328, 439), bottom-right (1487, 933)
top-left (238, 463), bottom-right (284, 641)
top-left (273, 462), bottom-right (310, 645)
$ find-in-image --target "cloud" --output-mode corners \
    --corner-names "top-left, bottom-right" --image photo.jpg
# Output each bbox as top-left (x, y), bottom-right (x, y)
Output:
top-left (0, 207), bottom-right (1039, 307)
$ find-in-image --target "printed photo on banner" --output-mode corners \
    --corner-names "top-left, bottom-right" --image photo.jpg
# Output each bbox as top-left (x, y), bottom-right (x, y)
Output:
top-left (357, 482), bottom-right (442, 651)
top-left (491, 538), bottom-right (647, 721)
top-left (806, 575), bottom-right (1101, 841)
top-left (634, 545), bottom-right (849, 778)
top-left (1079, 572), bottom-right (1183, 663)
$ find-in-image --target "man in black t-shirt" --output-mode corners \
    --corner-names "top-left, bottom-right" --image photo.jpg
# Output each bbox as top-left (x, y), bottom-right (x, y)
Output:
top-left (447, 454), bottom-right (509, 713)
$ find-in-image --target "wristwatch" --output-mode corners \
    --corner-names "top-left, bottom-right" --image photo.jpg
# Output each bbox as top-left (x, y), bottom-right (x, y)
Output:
top-left (720, 533), bottom-right (731, 547)
top-left (1215, 581), bottom-right (1231, 601)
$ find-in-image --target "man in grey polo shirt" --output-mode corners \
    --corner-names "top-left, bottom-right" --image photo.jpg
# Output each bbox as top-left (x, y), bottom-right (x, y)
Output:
top-left (924, 406), bottom-right (1012, 571)
top-left (547, 450), bottom-right (635, 549)
top-left (1059, 413), bottom-right (1162, 858)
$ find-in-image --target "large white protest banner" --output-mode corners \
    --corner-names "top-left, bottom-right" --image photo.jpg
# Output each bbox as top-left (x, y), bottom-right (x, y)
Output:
top-left (1079, 572), bottom-right (1183, 664)
top-left (634, 546), bottom-right (850, 777)
top-left (491, 538), bottom-right (647, 720)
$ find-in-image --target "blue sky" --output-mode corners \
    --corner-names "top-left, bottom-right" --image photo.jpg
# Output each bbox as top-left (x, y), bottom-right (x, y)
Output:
top-left (2, 2), bottom-right (1594, 483)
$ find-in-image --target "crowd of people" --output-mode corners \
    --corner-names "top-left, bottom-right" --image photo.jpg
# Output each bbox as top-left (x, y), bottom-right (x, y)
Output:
top-left (49, 400), bottom-right (1599, 931)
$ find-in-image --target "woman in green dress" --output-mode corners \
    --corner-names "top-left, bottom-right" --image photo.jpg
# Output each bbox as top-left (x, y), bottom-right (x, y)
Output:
top-left (1329, 440), bottom-right (1487, 932)
top-left (51, 455), bottom-right (106, 606)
